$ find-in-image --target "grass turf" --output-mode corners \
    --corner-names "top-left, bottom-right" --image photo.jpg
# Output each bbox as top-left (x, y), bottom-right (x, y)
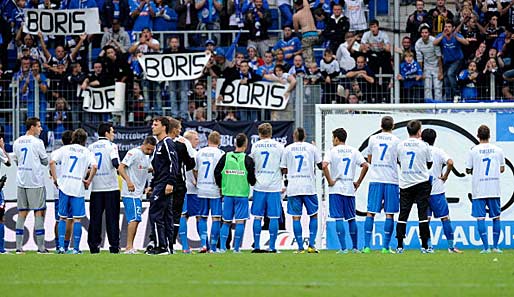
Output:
top-left (0, 250), bottom-right (512, 297)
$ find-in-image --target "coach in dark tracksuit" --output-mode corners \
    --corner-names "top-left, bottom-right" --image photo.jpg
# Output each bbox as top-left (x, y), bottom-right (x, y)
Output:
top-left (148, 116), bottom-right (179, 255)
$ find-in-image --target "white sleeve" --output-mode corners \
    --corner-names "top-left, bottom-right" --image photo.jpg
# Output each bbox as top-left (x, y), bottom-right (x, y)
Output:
top-left (314, 147), bottom-right (322, 165)
top-left (51, 148), bottom-right (62, 162)
top-left (440, 149), bottom-right (450, 165)
top-left (323, 149), bottom-right (332, 164)
top-left (122, 150), bottom-right (135, 167)
top-left (425, 143), bottom-right (432, 163)
top-left (38, 140), bottom-right (47, 160)
top-left (89, 151), bottom-right (98, 167)
top-left (355, 149), bottom-right (366, 166)
top-left (110, 143), bottom-right (120, 161)
top-left (499, 149), bottom-right (505, 166)
top-left (280, 149), bottom-right (288, 168)
top-left (0, 150), bottom-right (8, 164)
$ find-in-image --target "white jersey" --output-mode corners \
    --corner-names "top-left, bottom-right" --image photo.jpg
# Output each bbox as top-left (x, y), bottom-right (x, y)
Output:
top-left (324, 144), bottom-right (366, 196)
top-left (281, 142), bottom-right (322, 196)
top-left (13, 135), bottom-right (47, 188)
top-left (121, 147), bottom-right (152, 198)
top-left (179, 136), bottom-right (198, 194)
top-left (366, 132), bottom-right (400, 184)
top-left (88, 138), bottom-right (120, 192)
top-left (51, 144), bottom-right (97, 197)
top-left (345, 0), bottom-right (367, 31)
top-left (466, 143), bottom-right (505, 199)
top-left (250, 138), bottom-right (285, 192)
top-left (429, 146), bottom-right (451, 195)
top-left (397, 138), bottom-right (432, 189)
top-left (195, 146), bottom-right (225, 198)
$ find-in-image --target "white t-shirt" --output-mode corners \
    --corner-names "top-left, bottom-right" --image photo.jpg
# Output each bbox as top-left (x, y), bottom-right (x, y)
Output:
top-left (429, 146), bottom-right (450, 195)
top-left (13, 135), bottom-right (47, 188)
top-left (397, 138), bottom-right (432, 189)
top-left (121, 147), bottom-right (152, 198)
top-left (185, 149), bottom-right (198, 195)
top-left (250, 138), bottom-right (285, 192)
top-left (324, 144), bottom-right (366, 196)
top-left (51, 146), bottom-right (66, 179)
top-left (466, 143), bottom-right (505, 199)
top-left (195, 146), bottom-right (225, 199)
top-left (361, 30), bottom-right (390, 52)
top-left (280, 142), bottom-right (322, 196)
top-left (88, 139), bottom-right (120, 192)
top-left (345, 0), bottom-right (367, 31)
top-left (51, 144), bottom-right (97, 197)
top-left (366, 132), bottom-right (400, 184)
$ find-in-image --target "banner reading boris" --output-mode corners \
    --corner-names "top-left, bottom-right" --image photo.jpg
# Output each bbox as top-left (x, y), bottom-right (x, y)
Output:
top-left (216, 78), bottom-right (290, 110)
top-left (138, 52), bottom-right (211, 81)
top-left (79, 82), bottom-right (125, 113)
top-left (23, 8), bottom-right (102, 35)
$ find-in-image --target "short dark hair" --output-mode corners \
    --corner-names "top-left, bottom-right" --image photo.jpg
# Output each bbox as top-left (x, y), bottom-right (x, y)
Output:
top-left (235, 133), bottom-right (247, 148)
top-left (294, 127), bottom-right (306, 141)
top-left (25, 117), bottom-right (40, 131)
top-left (61, 130), bottom-right (74, 145)
top-left (258, 123), bottom-right (272, 137)
top-left (444, 19), bottom-right (454, 27)
top-left (332, 128), bottom-right (347, 142)
top-left (370, 19), bottom-right (379, 27)
top-left (153, 116), bottom-right (171, 134)
top-left (98, 123), bottom-right (114, 138)
top-left (72, 128), bottom-right (88, 146)
top-left (406, 120), bottom-right (422, 136)
top-left (381, 116), bottom-right (394, 131)
top-left (421, 128), bottom-right (436, 145)
top-left (143, 135), bottom-right (157, 146)
top-left (477, 125), bottom-right (490, 141)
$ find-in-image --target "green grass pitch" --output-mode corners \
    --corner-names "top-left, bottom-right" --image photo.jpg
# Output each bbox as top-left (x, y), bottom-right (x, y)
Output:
top-left (1, 250), bottom-right (512, 297)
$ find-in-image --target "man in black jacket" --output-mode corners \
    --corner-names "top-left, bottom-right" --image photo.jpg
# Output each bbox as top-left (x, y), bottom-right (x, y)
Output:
top-left (323, 3), bottom-right (350, 53)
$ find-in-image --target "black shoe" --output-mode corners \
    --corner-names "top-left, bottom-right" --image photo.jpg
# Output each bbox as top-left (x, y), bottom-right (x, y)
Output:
top-left (90, 249), bottom-right (100, 254)
top-left (251, 249), bottom-right (263, 253)
top-left (109, 247), bottom-right (120, 254)
top-left (37, 249), bottom-right (50, 254)
top-left (149, 247), bottom-right (169, 255)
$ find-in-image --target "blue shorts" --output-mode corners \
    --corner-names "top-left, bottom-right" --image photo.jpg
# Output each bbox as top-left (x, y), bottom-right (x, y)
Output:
top-left (123, 197), bottom-right (143, 222)
top-left (222, 196), bottom-right (249, 221)
top-left (287, 194), bottom-right (318, 216)
top-left (251, 190), bottom-right (282, 218)
top-left (427, 193), bottom-right (450, 218)
top-left (472, 198), bottom-right (501, 219)
top-left (199, 197), bottom-right (222, 217)
top-left (58, 190), bottom-right (86, 218)
top-left (367, 182), bottom-right (400, 214)
top-left (182, 194), bottom-right (202, 216)
top-left (329, 194), bottom-right (356, 220)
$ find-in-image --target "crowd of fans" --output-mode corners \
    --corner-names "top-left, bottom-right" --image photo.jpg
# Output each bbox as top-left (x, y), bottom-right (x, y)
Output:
top-left (0, 0), bottom-right (513, 134)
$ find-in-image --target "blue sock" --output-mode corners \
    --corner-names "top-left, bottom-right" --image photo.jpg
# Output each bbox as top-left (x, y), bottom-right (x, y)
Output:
top-left (253, 219), bottom-right (262, 250)
top-left (292, 220), bottom-right (303, 250)
top-left (64, 240), bottom-right (70, 251)
top-left (442, 219), bottom-right (454, 249)
top-left (219, 223), bottom-right (230, 251)
top-left (179, 216), bottom-right (189, 251)
top-left (364, 216), bottom-right (374, 248)
top-left (73, 222), bottom-right (82, 251)
top-left (335, 220), bottom-right (346, 250)
top-left (58, 220), bottom-right (66, 249)
top-left (210, 220), bottom-right (221, 252)
top-left (269, 218), bottom-right (278, 251)
top-left (0, 223), bottom-right (4, 252)
top-left (55, 237), bottom-right (60, 250)
top-left (477, 220), bottom-right (488, 250)
top-left (493, 220), bottom-right (501, 249)
top-left (383, 217), bottom-right (394, 249)
top-left (198, 218), bottom-right (208, 248)
top-left (234, 223), bottom-right (245, 252)
top-left (308, 217), bottom-right (318, 248)
top-left (348, 219), bottom-right (358, 249)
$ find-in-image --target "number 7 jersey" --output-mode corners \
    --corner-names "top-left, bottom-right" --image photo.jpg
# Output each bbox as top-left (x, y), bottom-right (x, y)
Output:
top-left (195, 146), bottom-right (225, 198)
top-left (250, 138), bottom-right (285, 192)
top-left (280, 141), bottom-right (322, 196)
top-left (466, 143), bottom-right (505, 199)
top-left (366, 132), bottom-right (400, 184)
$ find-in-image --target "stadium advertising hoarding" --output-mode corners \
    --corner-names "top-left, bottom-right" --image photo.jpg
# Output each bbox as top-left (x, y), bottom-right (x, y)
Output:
top-left (138, 52), bottom-right (211, 81)
top-left (23, 8), bottom-right (102, 35)
top-left (215, 79), bottom-right (290, 110)
top-left (79, 82), bottom-right (126, 113)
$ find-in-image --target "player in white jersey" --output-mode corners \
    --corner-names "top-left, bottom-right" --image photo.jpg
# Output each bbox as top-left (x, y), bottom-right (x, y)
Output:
top-left (280, 128), bottom-right (322, 253)
top-left (119, 136), bottom-right (156, 254)
top-left (466, 125), bottom-right (505, 254)
top-left (0, 136), bottom-right (12, 254)
top-left (363, 116), bottom-right (400, 254)
top-left (323, 128), bottom-right (368, 254)
top-left (50, 129), bottom-right (98, 254)
top-left (250, 123), bottom-right (285, 253)
top-left (194, 131), bottom-right (225, 253)
top-left (51, 130), bottom-right (74, 252)
top-left (87, 123), bottom-right (121, 254)
top-left (179, 130), bottom-right (200, 254)
top-left (421, 128), bottom-right (462, 254)
top-left (395, 120), bottom-right (433, 254)
top-left (12, 117), bottom-right (49, 254)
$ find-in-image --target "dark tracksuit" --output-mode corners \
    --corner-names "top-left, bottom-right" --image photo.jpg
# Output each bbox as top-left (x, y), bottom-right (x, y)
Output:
top-left (149, 136), bottom-right (178, 251)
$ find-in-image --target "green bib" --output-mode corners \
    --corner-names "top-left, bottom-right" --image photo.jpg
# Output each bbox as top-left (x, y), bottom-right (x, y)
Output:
top-left (221, 152), bottom-right (250, 197)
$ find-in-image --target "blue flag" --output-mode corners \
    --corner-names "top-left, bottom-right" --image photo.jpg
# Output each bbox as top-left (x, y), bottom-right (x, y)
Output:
top-left (225, 30), bottom-right (241, 62)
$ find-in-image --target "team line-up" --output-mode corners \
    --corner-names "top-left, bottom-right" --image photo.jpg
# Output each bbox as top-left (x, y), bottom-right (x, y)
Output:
top-left (0, 116), bottom-right (505, 255)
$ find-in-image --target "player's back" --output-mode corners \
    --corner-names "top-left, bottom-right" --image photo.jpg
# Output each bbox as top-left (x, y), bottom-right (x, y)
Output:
top-left (54, 144), bottom-right (96, 197)
top-left (88, 139), bottom-right (119, 192)
top-left (467, 143), bottom-right (504, 199)
top-left (281, 141), bottom-right (321, 196)
top-left (325, 144), bottom-right (365, 196)
top-left (185, 149), bottom-right (198, 195)
top-left (397, 138), bottom-right (431, 189)
top-left (429, 146), bottom-right (450, 195)
top-left (13, 135), bottom-right (47, 188)
top-left (250, 138), bottom-right (285, 192)
top-left (367, 132), bottom-right (399, 184)
top-left (196, 146), bottom-right (225, 198)
top-left (121, 147), bottom-right (151, 198)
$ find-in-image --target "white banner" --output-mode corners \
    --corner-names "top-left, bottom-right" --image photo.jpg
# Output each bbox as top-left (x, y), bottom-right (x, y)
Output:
top-left (79, 82), bottom-right (126, 113)
top-left (138, 52), bottom-right (211, 81)
top-left (216, 78), bottom-right (290, 110)
top-left (23, 8), bottom-right (102, 35)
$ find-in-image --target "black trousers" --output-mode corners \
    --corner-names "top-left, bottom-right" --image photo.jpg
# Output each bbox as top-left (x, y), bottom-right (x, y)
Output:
top-left (148, 184), bottom-right (174, 252)
top-left (396, 181), bottom-right (431, 248)
top-left (87, 190), bottom-right (121, 253)
top-left (171, 184), bottom-right (186, 243)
